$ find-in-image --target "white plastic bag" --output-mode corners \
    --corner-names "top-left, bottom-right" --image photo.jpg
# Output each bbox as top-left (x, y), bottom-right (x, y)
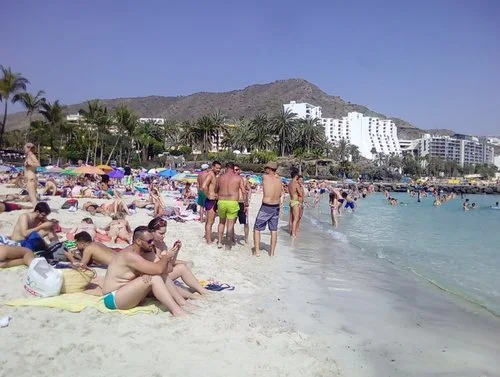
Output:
top-left (23, 258), bottom-right (63, 298)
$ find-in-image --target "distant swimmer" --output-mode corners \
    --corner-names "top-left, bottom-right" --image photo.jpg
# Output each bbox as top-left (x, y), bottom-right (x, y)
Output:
top-left (491, 202), bottom-right (500, 210)
top-left (463, 198), bottom-right (470, 211)
top-left (470, 203), bottom-right (478, 210)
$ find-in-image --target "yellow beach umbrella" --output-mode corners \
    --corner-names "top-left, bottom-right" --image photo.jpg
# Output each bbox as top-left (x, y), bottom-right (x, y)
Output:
top-left (96, 164), bottom-right (113, 173)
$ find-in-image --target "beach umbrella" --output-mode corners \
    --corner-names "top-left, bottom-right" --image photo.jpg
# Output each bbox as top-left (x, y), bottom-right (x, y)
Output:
top-left (108, 169), bottom-right (125, 179)
top-left (159, 169), bottom-right (177, 178)
top-left (148, 168), bottom-right (158, 174)
top-left (61, 168), bottom-right (78, 176)
top-left (74, 166), bottom-right (106, 175)
top-left (42, 166), bottom-right (64, 174)
top-left (96, 164), bottom-right (114, 173)
top-left (180, 174), bottom-right (199, 183)
top-left (36, 167), bottom-right (46, 173)
top-left (172, 172), bottom-right (188, 181)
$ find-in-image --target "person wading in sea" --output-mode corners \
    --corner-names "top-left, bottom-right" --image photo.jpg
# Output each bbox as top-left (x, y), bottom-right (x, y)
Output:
top-left (215, 162), bottom-right (247, 250)
top-left (201, 161), bottom-right (221, 244)
top-left (253, 162), bottom-right (282, 257)
top-left (288, 169), bottom-right (302, 239)
top-left (24, 143), bottom-right (40, 207)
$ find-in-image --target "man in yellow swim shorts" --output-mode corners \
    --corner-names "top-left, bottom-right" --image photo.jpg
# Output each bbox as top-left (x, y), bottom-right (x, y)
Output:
top-left (216, 162), bottom-right (248, 250)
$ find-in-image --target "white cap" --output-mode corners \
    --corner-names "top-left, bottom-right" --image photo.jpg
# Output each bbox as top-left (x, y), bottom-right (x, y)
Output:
top-left (201, 164), bottom-right (209, 170)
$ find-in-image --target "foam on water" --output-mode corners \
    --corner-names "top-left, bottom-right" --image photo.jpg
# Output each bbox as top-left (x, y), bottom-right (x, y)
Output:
top-left (309, 192), bottom-right (500, 316)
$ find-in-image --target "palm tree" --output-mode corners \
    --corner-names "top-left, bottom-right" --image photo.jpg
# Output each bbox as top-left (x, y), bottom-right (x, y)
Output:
top-left (225, 120), bottom-right (252, 152)
top-left (38, 100), bottom-right (66, 163)
top-left (211, 110), bottom-right (226, 152)
top-left (80, 100), bottom-right (104, 163)
top-left (107, 105), bottom-right (137, 165)
top-left (0, 66), bottom-right (29, 147)
top-left (271, 108), bottom-right (297, 157)
top-left (196, 116), bottom-right (218, 156)
top-left (13, 90), bottom-right (46, 141)
top-left (248, 114), bottom-right (273, 151)
top-left (337, 139), bottom-right (350, 162)
top-left (29, 120), bottom-right (49, 158)
top-left (296, 118), bottom-right (325, 152)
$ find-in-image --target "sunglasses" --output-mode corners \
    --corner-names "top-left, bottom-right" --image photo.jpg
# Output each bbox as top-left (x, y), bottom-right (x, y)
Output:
top-left (141, 238), bottom-right (154, 245)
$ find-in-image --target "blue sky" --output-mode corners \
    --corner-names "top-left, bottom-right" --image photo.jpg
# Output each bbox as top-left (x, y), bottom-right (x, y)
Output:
top-left (3, 0), bottom-right (499, 134)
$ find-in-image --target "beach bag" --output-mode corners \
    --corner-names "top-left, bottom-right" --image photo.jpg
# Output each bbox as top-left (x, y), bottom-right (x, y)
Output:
top-left (61, 265), bottom-right (97, 294)
top-left (36, 242), bottom-right (68, 262)
top-left (61, 199), bottom-right (78, 209)
top-left (23, 258), bottom-right (63, 298)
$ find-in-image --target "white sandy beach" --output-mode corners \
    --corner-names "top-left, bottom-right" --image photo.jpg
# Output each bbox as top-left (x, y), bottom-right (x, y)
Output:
top-left (0, 187), bottom-right (340, 377)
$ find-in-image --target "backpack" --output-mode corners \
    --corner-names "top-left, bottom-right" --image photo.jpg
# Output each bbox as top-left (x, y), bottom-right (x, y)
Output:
top-left (61, 199), bottom-right (78, 209)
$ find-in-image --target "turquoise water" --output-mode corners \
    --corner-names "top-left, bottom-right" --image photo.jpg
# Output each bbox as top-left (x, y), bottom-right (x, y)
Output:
top-left (309, 192), bottom-right (500, 316)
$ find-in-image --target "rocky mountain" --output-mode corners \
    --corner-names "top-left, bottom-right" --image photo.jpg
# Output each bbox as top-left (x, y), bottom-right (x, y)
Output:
top-left (5, 78), bottom-right (444, 139)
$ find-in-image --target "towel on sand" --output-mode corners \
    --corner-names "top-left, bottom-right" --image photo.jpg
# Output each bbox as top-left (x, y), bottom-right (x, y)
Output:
top-left (1, 265), bottom-right (27, 271)
top-left (66, 232), bottom-right (129, 245)
top-left (7, 293), bottom-right (160, 315)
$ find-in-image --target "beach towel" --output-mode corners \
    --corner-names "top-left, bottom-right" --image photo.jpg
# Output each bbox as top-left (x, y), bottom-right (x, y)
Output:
top-left (0, 265), bottom-right (27, 271)
top-left (7, 293), bottom-right (160, 315)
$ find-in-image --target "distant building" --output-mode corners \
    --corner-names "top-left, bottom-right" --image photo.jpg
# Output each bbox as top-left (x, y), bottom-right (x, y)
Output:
top-left (66, 114), bottom-right (83, 122)
top-left (401, 134), bottom-right (494, 166)
top-left (494, 156), bottom-right (500, 170)
top-left (283, 101), bottom-right (322, 120)
top-left (321, 112), bottom-right (401, 159)
top-left (139, 117), bottom-right (165, 125)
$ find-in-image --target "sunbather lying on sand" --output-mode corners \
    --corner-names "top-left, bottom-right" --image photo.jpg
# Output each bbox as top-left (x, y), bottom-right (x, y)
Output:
top-left (0, 201), bottom-right (32, 213)
top-left (83, 199), bottom-right (130, 216)
top-left (43, 179), bottom-right (59, 196)
top-left (0, 245), bottom-right (35, 268)
top-left (65, 231), bottom-right (117, 267)
top-left (101, 226), bottom-right (190, 316)
top-left (105, 213), bottom-right (132, 244)
top-left (70, 218), bottom-right (107, 240)
top-left (0, 193), bottom-right (31, 202)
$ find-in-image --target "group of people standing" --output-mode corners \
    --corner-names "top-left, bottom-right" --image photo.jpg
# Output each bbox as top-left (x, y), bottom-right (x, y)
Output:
top-left (196, 161), bottom-right (282, 257)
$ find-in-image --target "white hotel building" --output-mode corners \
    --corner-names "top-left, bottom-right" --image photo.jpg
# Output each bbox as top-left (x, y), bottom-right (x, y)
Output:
top-left (283, 101), bottom-right (401, 159)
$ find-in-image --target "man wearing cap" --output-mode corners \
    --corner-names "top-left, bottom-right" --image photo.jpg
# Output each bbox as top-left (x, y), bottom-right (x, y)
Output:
top-left (197, 163), bottom-right (210, 223)
top-left (24, 143), bottom-right (40, 207)
top-left (253, 161), bottom-right (282, 257)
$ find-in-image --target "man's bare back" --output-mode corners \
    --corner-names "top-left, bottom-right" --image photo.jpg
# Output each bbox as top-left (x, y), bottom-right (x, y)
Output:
top-left (217, 171), bottom-right (242, 201)
top-left (262, 174), bottom-right (282, 205)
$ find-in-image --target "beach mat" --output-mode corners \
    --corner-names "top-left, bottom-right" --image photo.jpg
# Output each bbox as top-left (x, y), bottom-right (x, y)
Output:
top-left (7, 293), bottom-right (160, 315)
top-left (1, 265), bottom-right (27, 271)
top-left (66, 232), bottom-right (129, 244)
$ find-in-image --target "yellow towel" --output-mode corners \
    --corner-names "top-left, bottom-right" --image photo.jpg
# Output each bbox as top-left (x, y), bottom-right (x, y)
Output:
top-left (6, 293), bottom-right (160, 315)
top-left (1, 265), bottom-right (27, 271)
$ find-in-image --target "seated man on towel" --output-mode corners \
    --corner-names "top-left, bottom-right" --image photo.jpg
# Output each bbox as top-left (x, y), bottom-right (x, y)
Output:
top-left (0, 245), bottom-right (35, 268)
top-left (7, 202), bottom-right (59, 252)
top-left (65, 231), bottom-right (117, 267)
top-left (102, 226), bottom-right (189, 316)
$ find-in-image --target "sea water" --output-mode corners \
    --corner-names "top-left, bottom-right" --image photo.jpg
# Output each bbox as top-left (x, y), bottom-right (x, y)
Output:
top-left (306, 192), bottom-right (500, 316)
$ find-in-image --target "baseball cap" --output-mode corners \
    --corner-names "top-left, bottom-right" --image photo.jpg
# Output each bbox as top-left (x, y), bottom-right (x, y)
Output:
top-left (201, 164), bottom-right (209, 170)
top-left (264, 161), bottom-right (278, 170)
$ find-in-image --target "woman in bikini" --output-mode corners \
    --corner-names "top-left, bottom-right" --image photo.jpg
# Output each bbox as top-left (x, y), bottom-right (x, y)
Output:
top-left (147, 217), bottom-right (209, 298)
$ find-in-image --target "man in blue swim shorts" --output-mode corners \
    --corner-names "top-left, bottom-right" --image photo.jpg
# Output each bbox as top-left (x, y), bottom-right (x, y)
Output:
top-left (253, 162), bottom-right (282, 257)
top-left (196, 163), bottom-right (210, 222)
top-left (9, 202), bottom-right (59, 252)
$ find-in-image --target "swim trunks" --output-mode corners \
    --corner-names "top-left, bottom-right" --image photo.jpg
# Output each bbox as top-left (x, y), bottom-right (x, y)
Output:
top-left (237, 202), bottom-right (247, 225)
top-left (103, 291), bottom-right (117, 310)
top-left (345, 201), bottom-right (355, 210)
top-left (290, 200), bottom-right (301, 208)
top-left (217, 200), bottom-right (239, 220)
top-left (197, 191), bottom-right (207, 206)
top-left (0, 235), bottom-right (21, 247)
top-left (2, 202), bottom-right (21, 212)
top-left (20, 232), bottom-right (47, 252)
top-left (320, 189), bottom-right (325, 194)
top-left (254, 203), bottom-right (280, 232)
top-left (204, 199), bottom-right (217, 212)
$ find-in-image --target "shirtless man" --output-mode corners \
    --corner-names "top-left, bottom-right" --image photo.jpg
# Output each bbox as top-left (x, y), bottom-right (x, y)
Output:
top-left (196, 164), bottom-right (210, 222)
top-left (201, 161), bottom-right (221, 244)
top-left (9, 202), bottom-right (59, 252)
top-left (253, 162), bottom-right (282, 257)
top-left (288, 169), bottom-right (302, 239)
top-left (235, 164), bottom-right (251, 243)
top-left (216, 162), bottom-right (247, 250)
top-left (297, 175), bottom-right (306, 231)
top-left (102, 226), bottom-right (188, 316)
top-left (65, 231), bottom-right (117, 267)
top-left (43, 178), bottom-right (58, 196)
top-left (24, 143), bottom-right (40, 207)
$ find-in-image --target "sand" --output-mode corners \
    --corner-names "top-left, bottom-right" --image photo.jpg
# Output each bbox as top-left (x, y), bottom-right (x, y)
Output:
top-left (0, 186), bottom-right (340, 377)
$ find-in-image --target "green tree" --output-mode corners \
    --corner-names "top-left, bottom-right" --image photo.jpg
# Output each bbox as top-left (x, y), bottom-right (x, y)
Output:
top-left (38, 100), bottom-right (67, 163)
top-left (107, 105), bottom-right (138, 165)
top-left (271, 108), bottom-right (297, 157)
top-left (249, 113), bottom-right (273, 151)
top-left (295, 118), bottom-right (325, 153)
top-left (13, 90), bottom-right (46, 141)
top-left (0, 65), bottom-right (29, 147)
top-left (211, 109), bottom-right (226, 152)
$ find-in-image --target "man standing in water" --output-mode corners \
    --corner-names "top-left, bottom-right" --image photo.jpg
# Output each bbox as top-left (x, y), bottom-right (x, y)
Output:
top-left (288, 169), bottom-right (302, 239)
top-left (216, 162), bottom-right (247, 249)
top-left (197, 164), bottom-right (210, 223)
top-left (24, 143), bottom-right (40, 207)
top-left (201, 161), bottom-right (221, 244)
top-left (253, 162), bottom-right (282, 257)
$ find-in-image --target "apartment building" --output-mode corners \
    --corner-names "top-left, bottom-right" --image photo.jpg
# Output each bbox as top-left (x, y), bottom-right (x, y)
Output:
top-left (283, 101), bottom-right (322, 120)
